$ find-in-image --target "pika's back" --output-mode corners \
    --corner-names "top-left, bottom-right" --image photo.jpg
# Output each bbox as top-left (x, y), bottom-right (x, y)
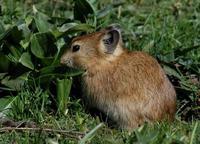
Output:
top-left (83, 50), bottom-right (176, 127)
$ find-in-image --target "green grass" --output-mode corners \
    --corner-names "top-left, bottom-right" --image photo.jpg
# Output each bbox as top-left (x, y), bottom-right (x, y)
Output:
top-left (0, 0), bottom-right (200, 143)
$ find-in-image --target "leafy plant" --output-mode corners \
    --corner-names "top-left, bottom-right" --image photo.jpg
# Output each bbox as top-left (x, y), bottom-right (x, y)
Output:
top-left (0, 0), bottom-right (99, 115)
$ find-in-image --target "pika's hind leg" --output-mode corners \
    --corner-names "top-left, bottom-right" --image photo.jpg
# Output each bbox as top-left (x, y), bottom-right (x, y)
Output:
top-left (115, 101), bottom-right (145, 129)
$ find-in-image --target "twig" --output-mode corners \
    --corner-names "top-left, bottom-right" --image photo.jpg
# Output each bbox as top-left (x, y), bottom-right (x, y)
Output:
top-left (0, 127), bottom-right (85, 139)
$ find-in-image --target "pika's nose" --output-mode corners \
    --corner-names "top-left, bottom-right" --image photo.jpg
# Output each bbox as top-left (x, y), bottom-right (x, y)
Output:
top-left (60, 57), bottom-right (66, 65)
top-left (60, 56), bottom-right (69, 64)
top-left (60, 57), bottom-right (72, 67)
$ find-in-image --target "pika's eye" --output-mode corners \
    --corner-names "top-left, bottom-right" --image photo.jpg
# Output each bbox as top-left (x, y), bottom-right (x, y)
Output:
top-left (72, 45), bottom-right (80, 52)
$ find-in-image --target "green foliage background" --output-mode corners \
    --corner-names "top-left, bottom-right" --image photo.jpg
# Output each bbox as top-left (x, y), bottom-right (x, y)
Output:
top-left (0, 0), bottom-right (199, 143)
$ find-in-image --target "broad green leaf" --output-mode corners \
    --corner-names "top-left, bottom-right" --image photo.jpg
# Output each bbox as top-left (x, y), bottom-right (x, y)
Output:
top-left (39, 66), bottom-right (84, 77)
top-left (0, 28), bottom-right (11, 42)
top-left (59, 23), bottom-right (94, 33)
top-left (18, 23), bottom-right (31, 38)
top-left (74, 0), bottom-right (95, 23)
top-left (1, 72), bottom-right (30, 91)
top-left (96, 5), bottom-right (112, 19)
top-left (0, 29), bottom-right (11, 43)
top-left (18, 23), bottom-right (31, 47)
top-left (39, 66), bottom-right (56, 75)
top-left (34, 13), bottom-right (51, 32)
top-left (0, 73), bottom-right (7, 79)
top-left (0, 26), bottom-right (22, 43)
top-left (51, 16), bottom-right (72, 26)
top-left (7, 26), bottom-right (23, 45)
top-left (62, 67), bottom-right (84, 77)
top-left (53, 23), bottom-right (95, 38)
top-left (0, 21), bottom-right (5, 34)
top-left (40, 57), bottom-right (55, 66)
top-left (34, 17), bottom-right (49, 33)
top-left (19, 52), bottom-right (34, 70)
top-left (34, 12), bottom-right (51, 33)
top-left (54, 38), bottom-right (65, 61)
top-left (58, 23), bottom-right (79, 32)
top-left (20, 39), bottom-right (30, 50)
top-left (56, 78), bottom-right (72, 115)
top-left (25, 15), bottom-right (33, 26)
top-left (31, 34), bottom-right (44, 58)
top-left (0, 53), bottom-right (9, 72)
top-left (5, 45), bottom-right (22, 64)
top-left (31, 33), bottom-right (57, 59)
top-left (6, 53), bottom-right (19, 64)
top-left (55, 23), bottom-right (94, 38)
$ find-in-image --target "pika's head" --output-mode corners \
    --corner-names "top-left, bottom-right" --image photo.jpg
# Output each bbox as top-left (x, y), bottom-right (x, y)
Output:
top-left (60, 25), bottom-right (124, 69)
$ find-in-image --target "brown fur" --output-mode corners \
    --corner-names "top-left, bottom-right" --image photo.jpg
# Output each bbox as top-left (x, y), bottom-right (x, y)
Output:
top-left (60, 26), bottom-right (176, 129)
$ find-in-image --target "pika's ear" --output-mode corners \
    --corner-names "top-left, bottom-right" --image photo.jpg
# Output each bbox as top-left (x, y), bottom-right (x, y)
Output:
top-left (102, 28), bottom-right (121, 54)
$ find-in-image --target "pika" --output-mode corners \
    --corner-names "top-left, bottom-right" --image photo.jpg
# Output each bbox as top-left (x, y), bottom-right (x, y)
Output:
top-left (60, 25), bottom-right (176, 129)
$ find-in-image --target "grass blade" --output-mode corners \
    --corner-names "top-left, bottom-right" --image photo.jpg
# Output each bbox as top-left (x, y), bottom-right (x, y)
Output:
top-left (79, 123), bottom-right (104, 144)
top-left (190, 122), bottom-right (198, 144)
